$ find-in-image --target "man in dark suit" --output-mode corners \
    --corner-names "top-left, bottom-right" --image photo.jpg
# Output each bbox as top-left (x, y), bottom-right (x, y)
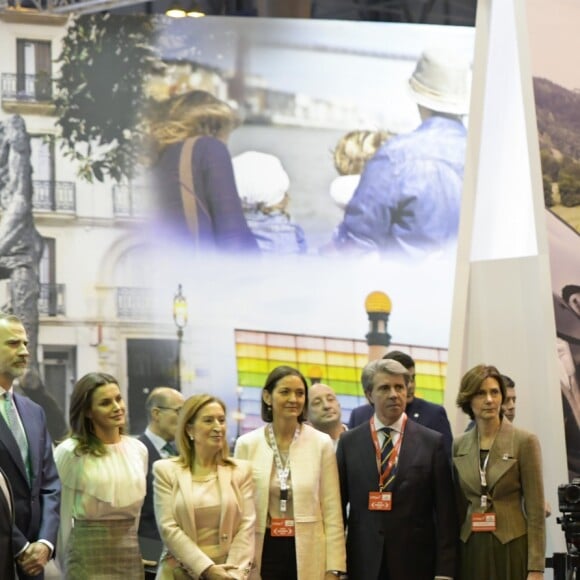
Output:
top-left (348, 350), bottom-right (453, 456)
top-left (337, 358), bottom-right (457, 580)
top-left (1, 465), bottom-right (16, 580)
top-left (138, 386), bottom-right (184, 565)
top-left (0, 315), bottom-right (60, 579)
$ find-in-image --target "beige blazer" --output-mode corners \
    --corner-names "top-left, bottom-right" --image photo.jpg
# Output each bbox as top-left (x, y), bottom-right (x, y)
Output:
top-left (453, 419), bottom-right (546, 571)
top-left (234, 424), bottom-right (346, 580)
top-left (153, 458), bottom-right (255, 580)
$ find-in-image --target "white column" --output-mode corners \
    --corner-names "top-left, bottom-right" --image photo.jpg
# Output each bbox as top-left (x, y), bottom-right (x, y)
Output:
top-left (444, 0), bottom-right (568, 556)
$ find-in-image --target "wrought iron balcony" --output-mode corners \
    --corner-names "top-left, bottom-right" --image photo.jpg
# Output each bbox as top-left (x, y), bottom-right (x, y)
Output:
top-left (38, 283), bottom-right (65, 316)
top-left (112, 183), bottom-right (150, 218)
top-left (117, 287), bottom-right (153, 320)
top-left (1, 73), bottom-right (54, 103)
top-left (33, 180), bottom-right (76, 213)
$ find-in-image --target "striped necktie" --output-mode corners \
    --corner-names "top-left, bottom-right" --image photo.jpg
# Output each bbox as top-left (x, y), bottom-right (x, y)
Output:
top-left (2, 392), bottom-right (30, 480)
top-left (380, 427), bottom-right (396, 489)
top-left (380, 427), bottom-right (394, 467)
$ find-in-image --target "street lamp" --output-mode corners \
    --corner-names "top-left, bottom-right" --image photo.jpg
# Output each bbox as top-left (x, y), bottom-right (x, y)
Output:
top-left (364, 290), bottom-right (392, 362)
top-left (232, 386), bottom-right (246, 440)
top-left (173, 284), bottom-right (188, 391)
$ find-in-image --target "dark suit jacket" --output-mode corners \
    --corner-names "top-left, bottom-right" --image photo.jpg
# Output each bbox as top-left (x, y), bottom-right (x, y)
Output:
top-left (0, 466), bottom-right (16, 580)
top-left (138, 433), bottom-right (162, 541)
top-left (0, 393), bottom-right (60, 580)
top-left (348, 398), bottom-right (453, 456)
top-left (337, 418), bottom-right (457, 580)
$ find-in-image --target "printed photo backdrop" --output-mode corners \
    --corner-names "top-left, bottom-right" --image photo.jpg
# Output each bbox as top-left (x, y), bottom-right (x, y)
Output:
top-left (527, 0), bottom-right (580, 480)
top-left (142, 15), bottom-right (475, 432)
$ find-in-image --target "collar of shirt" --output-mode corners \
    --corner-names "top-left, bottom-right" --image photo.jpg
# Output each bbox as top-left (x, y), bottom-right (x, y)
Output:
top-left (373, 412), bottom-right (407, 446)
top-left (144, 428), bottom-right (173, 457)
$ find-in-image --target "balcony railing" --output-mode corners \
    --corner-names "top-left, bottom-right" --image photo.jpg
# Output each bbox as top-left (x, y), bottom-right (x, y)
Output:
top-left (6, 282), bottom-right (65, 316)
top-left (38, 283), bottom-right (65, 316)
top-left (1, 73), bottom-right (55, 103)
top-left (33, 180), bottom-right (76, 213)
top-left (112, 183), bottom-right (151, 218)
top-left (117, 287), bottom-right (153, 320)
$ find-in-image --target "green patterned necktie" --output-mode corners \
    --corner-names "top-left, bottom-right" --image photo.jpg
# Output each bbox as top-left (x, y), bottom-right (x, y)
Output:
top-left (3, 392), bottom-right (30, 480)
top-left (162, 442), bottom-right (178, 457)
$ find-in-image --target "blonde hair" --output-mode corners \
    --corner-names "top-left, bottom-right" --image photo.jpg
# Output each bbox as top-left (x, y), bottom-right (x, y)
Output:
top-left (175, 394), bottom-right (233, 471)
top-left (333, 130), bottom-right (392, 176)
top-left (146, 90), bottom-right (240, 163)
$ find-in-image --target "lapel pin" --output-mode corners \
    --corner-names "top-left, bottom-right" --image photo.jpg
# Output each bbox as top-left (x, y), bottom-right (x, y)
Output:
top-left (502, 453), bottom-right (509, 461)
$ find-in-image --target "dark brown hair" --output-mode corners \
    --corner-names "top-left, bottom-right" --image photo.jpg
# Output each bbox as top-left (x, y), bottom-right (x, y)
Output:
top-left (456, 364), bottom-right (506, 420)
top-left (261, 365), bottom-right (309, 423)
top-left (68, 372), bottom-right (124, 456)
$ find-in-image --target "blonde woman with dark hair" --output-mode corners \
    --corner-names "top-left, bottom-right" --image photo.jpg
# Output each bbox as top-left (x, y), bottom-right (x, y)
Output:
top-left (54, 372), bottom-right (147, 579)
top-left (147, 90), bottom-right (258, 253)
top-left (154, 394), bottom-right (255, 580)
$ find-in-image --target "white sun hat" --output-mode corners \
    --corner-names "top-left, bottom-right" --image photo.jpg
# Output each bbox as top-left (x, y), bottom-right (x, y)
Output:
top-left (408, 48), bottom-right (471, 115)
top-left (329, 174), bottom-right (361, 210)
top-left (232, 151), bottom-right (290, 207)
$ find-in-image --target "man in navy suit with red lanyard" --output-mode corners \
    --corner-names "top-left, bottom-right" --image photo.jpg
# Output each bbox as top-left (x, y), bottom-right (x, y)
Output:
top-left (348, 350), bottom-right (453, 456)
top-left (0, 315), bottom-right (60, 579)
top-left (337, 358), bottom-right (457, 580)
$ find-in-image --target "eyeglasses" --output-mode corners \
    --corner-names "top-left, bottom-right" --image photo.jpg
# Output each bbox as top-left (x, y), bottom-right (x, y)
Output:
top-left (156, 406), bottom-right (182, 414)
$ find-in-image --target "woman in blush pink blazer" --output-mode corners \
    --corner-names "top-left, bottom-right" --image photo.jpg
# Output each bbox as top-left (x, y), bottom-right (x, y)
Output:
top-left (234, 366), bottom-right (346, 580)
top-left (154, 395), bottom-right (255, 580)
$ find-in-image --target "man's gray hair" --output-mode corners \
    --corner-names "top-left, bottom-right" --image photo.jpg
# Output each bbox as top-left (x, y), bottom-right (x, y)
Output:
top-left (361, 359), bottom-right (410, 396)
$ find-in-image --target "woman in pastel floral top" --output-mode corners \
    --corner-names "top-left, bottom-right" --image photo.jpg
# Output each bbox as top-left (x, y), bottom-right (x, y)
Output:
top-left (54, 372), bottom-right (147, 579)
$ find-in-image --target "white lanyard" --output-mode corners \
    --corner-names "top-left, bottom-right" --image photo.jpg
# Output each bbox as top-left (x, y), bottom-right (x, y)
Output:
top-left (478, 450), bottom-right (491, 509)
top-left (267, 423), bottom-right (300, 513)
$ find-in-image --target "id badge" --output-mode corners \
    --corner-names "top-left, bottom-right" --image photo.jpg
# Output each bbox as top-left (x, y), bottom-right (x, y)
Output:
top-left (368, 491), bottom-right (392, 511)
top-left (471, 512), bottom-right (497, 532)
top-left (270, 518), bottom-right (295, 537)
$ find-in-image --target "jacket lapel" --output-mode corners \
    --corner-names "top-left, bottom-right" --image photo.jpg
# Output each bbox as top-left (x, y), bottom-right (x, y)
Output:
top-left (14, 395), bottom-right (37, 486)
top-left (453, 428), bottom-right (481, 497)
top-left (0, 401), bottom-right (29, 485)
top-left (217, 464), bottom-right (233, 536)
top-left (485, 420), bottom-right (517, 491)
top-left (176, 465), bottom-right (198, 539)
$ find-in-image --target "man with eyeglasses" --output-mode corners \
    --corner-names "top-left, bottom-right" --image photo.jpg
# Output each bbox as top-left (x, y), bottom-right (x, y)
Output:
top-left (138, 387), bottom-right (184, 550)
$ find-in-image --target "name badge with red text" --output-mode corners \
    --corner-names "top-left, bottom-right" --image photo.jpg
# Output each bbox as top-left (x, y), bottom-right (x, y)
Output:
top-left (368, 491), bottom-right (392, 511)
top-left (270, 518), bottom-right (295, 537)
top-left (471, 512), bottom-right (497, 532)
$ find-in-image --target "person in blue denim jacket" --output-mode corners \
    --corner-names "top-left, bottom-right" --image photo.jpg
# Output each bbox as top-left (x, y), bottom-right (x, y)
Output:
top-left (233, 151), bottom-right (307, 255)
top-left (333, 49), bottom-right (471, 258)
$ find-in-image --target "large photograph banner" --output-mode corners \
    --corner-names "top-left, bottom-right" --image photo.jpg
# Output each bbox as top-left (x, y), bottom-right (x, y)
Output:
top-left (141, 16), bottom-right (474, 430)
top-left (527, 0), bottom-right (580, 480)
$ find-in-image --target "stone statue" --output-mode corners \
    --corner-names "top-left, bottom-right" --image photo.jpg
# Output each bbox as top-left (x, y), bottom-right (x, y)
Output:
top-left (0, 115), bottom-right (44, 369)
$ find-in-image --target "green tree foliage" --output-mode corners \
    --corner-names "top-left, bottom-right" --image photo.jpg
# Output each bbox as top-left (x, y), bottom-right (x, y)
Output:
top-left (533, 77), bottom-right (580, 160)
top-left (539, 148), bottom-right (560, 182)
top-left (54, 14), bottom-right (159, 183)
top-left (543, 174), bottom-right (553, 207)
top-left (558, 156), bottom-right (580, 207)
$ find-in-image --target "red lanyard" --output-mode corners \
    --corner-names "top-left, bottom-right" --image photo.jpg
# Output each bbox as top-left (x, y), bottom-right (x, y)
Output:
top-left (370, 415), bottom-right (407, 490)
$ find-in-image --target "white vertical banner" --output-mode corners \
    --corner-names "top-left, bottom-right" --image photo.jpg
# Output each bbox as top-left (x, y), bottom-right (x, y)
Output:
top-left (445, 0), bottom-right (567, 558)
